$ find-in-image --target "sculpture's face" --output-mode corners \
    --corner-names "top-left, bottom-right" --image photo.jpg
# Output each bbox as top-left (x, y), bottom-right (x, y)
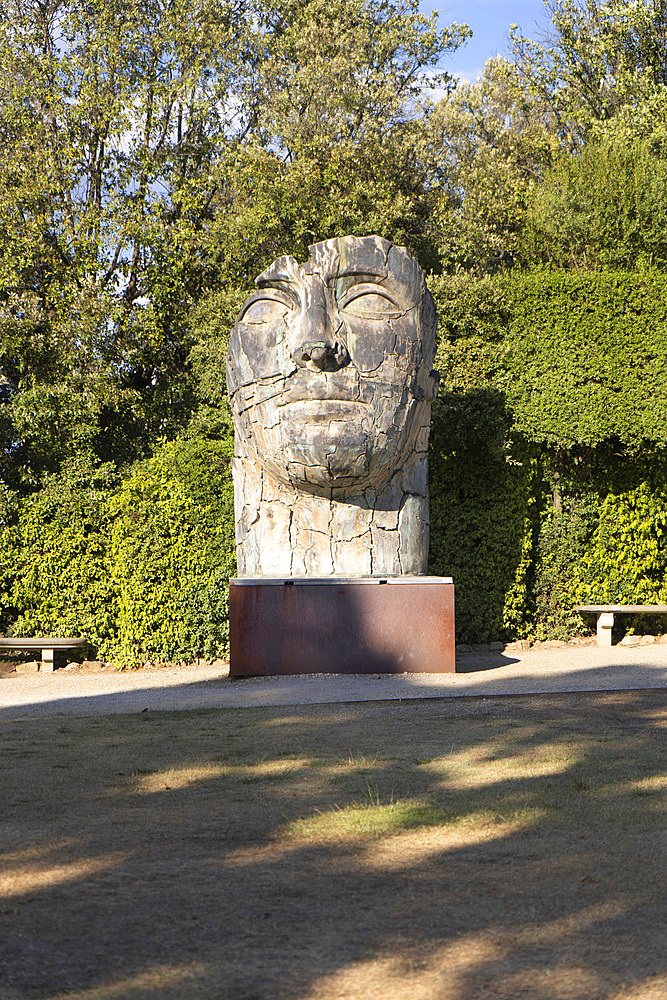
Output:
top-left (226, 235), bottom-right (438, 496)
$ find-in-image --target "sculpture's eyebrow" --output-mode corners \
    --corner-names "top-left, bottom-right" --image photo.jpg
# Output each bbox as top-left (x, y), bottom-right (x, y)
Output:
top-left (255, 276), bottom-right (300, 307)
top-left (255, 254), bottom-right (303, 293)
top-left (333, 271), bottom-right (388, 295)
top-left (334, 269), bottom-right (415, 306)
top-left (256, 276), bottom-right (297, 290)
top-left (334, 268), bottom-right (386, 282)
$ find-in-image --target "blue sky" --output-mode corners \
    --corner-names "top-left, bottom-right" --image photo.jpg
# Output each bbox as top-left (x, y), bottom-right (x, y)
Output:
top-left (419, 1), bottom-right (552, 80)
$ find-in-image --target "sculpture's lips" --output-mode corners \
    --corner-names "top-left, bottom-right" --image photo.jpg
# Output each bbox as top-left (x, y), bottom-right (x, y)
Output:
top-left (282, 383), bottom-right (364, 404)
top-left (279, 375), bottom-right (411, 405)
top-left (281, 399), bottom-right (369, 421)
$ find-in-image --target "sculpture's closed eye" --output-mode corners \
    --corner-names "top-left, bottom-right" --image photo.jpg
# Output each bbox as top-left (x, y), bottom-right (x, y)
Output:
top-left (340, 286), bottom-right (402, 319)
top-left (240, 293), bottom-right (292, 325)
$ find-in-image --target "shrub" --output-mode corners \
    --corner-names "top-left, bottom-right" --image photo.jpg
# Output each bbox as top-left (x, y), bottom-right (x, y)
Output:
top-left (109, 435), bottom-right (235, 663)
top-left (429, 268), bottom-right (667, 641)
top-left (0, 457), bottom-right (118, 652)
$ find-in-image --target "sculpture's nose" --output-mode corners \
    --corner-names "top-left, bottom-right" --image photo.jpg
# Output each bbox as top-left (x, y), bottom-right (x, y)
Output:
top-left (299, 340), bottom-right (349, 371)
top-left (292, 279), bottom-right (349, 371)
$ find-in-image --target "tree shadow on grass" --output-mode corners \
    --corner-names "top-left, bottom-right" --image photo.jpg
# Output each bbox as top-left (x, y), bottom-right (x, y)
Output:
top-left (0, 691), bottom-right (665, 1000)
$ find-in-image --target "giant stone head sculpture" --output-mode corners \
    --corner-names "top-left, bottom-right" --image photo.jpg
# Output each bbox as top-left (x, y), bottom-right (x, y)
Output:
top-left (226, 235), bottom-right (438, 578)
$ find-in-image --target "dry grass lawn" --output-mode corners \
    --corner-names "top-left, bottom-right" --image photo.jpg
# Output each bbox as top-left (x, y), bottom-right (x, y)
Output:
top-left (0, 691), bottom-right (665, 1000)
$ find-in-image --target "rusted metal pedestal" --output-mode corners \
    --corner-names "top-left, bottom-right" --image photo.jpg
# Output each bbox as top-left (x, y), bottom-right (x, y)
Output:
top-left (229, 577), bottom-right (455, 677)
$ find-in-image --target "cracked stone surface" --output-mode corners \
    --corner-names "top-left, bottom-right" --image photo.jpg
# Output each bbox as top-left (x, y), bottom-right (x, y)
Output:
top-left (226, 235), bottom-right (439, 577)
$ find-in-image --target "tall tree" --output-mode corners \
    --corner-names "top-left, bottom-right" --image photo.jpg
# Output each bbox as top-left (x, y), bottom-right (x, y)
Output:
top-left (510, 0), bottom-right (667, 146)
top-left (200, 0), bottom-right (470, 281)
top-left (0, 0), bottom-right (469, 480)
top-left (0, 0), bottom-right (255, 480)
top-left (425, 57), bottom-right (558, 272)
top-left (521, 137), bottom-right (667, 269)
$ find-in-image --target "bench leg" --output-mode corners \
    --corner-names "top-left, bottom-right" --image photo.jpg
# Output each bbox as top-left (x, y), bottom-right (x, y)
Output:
top-left (596, 612), bottom-right (614, 648)
top-left (41, 648), bottom-right (54, 672)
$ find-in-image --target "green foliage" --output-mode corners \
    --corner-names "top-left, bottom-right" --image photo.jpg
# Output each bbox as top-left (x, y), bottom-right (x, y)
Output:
top-left (510, 0), bottom-right (667, 145)
top-left (0, 437), bottom-right (235, 662)
top-left (428, 391), bottom-right (537, 643)
top-left (501, 270), bottom-right (667, 450)
top-left (0, 0), bottom-right (249, 480)
top-left (531, 476), bottom-right (601, 640)
top-left (110, 436), bottom-right (235, 663)
top-left (0, 458), bottom-right (118, 648)
top-left (425, 3), bottom-right (667, 273)
top-left (530, 458), bottom-right (667, 638)
top-left (523, 140), bottom-right (667, 269)
top-left (427, 57), bottom-right (558, 272)
top-left (429, 268), bottom-right (667, 641)
top-left (573, 478), bottom-right (667, 605)
top-left (194, 0), bottom-right (469, 290)
top-left (429, 271), bottom-right (511, 346)
top-left (433, 269), bottom-right (667, 451)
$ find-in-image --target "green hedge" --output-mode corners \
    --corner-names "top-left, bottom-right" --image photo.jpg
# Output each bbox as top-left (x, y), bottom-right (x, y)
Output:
top-left (0, 436), bottom-right (235, 662)
top-left (428, 268), bottom-right (667, 641)
top-left (110, 436), bottom-right (235, 663)
top-left (501, 270), bottom-right (667, 450)
top-left (431, 268), bottom-right (667, 450)
top-left (532, 460), bottom-right (667, 639)
top-left (2, 268), bottom-right (667, 652)
top-left (428, 412), bottom-right (537, 642)
top-left (0, 457), bottom-right (119, 649)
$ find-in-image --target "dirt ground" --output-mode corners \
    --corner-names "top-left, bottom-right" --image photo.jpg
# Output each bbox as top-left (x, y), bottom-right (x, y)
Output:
top-left (0, 691), bottom-right (665, 1000)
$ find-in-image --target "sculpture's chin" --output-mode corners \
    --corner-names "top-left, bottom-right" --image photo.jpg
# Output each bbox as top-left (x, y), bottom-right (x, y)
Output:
top-left (242, 396), bottom-right (423, 497)
top-left (257, 436), bottom-right (406, 497)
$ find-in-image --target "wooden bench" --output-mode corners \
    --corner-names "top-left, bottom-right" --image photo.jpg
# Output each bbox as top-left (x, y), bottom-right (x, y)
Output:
top-left (575, 605), bottom-right (667, 647)
top-left (0, 637), bottom-right (86, 672)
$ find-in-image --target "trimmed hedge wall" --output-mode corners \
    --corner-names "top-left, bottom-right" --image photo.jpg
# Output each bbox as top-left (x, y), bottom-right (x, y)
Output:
top-left (429, 268), bottom-right (667, 641)
top-left (0, 457), bottom-right (119, 649)
top-left (427, 391), bottom-right (537, 642)
top-left (110, 436), bottom-right (235, 663)
top-left (431, 268), bottom-right (667, 450)
top-left (0, 437), bottom-right (235, 662)
top-left (1, 267), bottom-right (667, 655)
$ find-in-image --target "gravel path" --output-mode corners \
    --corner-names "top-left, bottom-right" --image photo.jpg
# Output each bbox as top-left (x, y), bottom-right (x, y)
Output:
top-left (1, 643), bottom-right (665, 719)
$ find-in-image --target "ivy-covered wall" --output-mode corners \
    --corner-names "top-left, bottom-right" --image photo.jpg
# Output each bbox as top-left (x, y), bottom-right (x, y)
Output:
top-left (1, 267), bottom-right (666, 658)
top-left (0, 437), bottom-right (235, 662)
top-left (429, 268), bottom-right (667, 641)
top-left (110, 436), bottom-right (235, 663)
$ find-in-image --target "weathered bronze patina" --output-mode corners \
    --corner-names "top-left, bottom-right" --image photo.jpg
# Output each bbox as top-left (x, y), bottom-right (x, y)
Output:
top-left (226, 235), bottom-right (439, 577)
